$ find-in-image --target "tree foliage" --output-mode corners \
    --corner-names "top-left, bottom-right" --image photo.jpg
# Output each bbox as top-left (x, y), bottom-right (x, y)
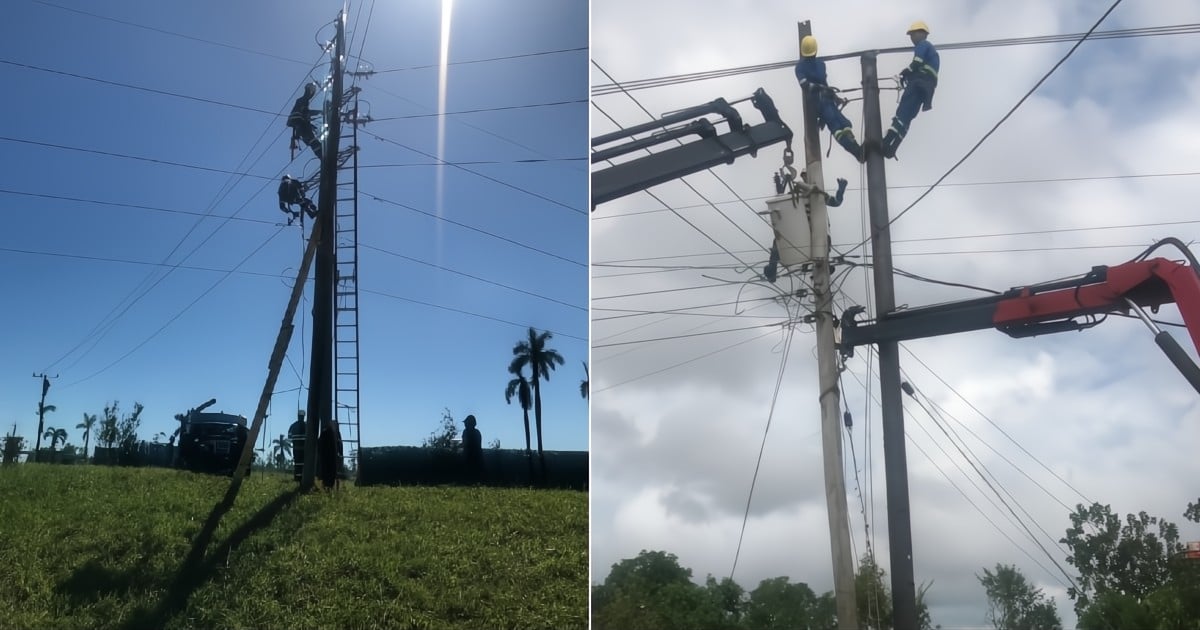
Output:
top-left (977, 564), bottom-right (1061, 630)
top-left (1062, 500), bottom-right (1200, 629)
top-left (593, 549), bottom-right (893, 630)
top-left (422, 408), bottom-right (458, 450)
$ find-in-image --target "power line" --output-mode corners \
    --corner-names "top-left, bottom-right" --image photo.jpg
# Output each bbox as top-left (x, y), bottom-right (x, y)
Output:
top-left (365, 192), bottom-right (585, 267)
top-left (372, 98), bottom-right (587, 121)
top-left (0, 135), bottom-right (277, 180)
top-left (31, 0), bottom-right (310, 65)
top-left (372, 46), bottom-right (586, 73)
top-left (361, 128), bottom-right (587, 216)
top-left (731, 321), bottom-right (798, 580)
top-left (361, 288), bottom-right (585, 342)
top-left (62, 227), bottom-right (289, 388)
top-left (0, 188), bottom-right (277, 225)
top-left (361, 157), bottom-right (584, 167)
top-left (843, 0), bottom-right (1125, 258)
top-left (361, 244), bottom-right (585, 311)
top-left (594, 329), bottom-right (778, 394)
top-left (590, 21), bottom-right (1191, 95)
top-left (0, 244), bottom-right (294, 280)
top-left (0, 59), bottom-right (280, 116)
top-left (593, 170), bottom-right (1200, 221)
top-left (593, 322), bottom-right (785, 349)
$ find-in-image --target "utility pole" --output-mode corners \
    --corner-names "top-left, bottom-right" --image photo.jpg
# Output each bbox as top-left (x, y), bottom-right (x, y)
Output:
top-left (861, 52), bottom-right (918, 629)
top-left (31, 373), bottom-right (55, 463)
top-left (303, 9), bottom-right (346, 491)
top-left (798, 21), bottom-right (859, 630)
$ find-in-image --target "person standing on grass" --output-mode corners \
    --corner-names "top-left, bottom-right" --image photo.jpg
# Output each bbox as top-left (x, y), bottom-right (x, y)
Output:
top-left (462, 415), bottom-right (482, 481)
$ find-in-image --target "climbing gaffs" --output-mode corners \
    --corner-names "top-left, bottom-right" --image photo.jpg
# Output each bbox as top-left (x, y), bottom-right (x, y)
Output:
top-left (795, 35), bottom-right (866, 163)
top-left (883, 21), bottom-right (939, 159)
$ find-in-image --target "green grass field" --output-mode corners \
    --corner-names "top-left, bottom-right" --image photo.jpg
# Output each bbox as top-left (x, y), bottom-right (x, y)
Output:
top-left (0, 464), bottom-right (587, 630)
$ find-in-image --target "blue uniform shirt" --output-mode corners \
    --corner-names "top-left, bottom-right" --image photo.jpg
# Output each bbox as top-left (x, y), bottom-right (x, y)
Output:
top-left (794, 57), bottom-right (829, 88)
top-left (912, 39), bottom-right (939, 78)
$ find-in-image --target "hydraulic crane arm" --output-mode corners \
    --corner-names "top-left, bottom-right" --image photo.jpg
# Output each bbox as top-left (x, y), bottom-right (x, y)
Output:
top-left (839, 257), bottom-right (1200, 393)
top-left (591, 88), bottom-right (793, 208)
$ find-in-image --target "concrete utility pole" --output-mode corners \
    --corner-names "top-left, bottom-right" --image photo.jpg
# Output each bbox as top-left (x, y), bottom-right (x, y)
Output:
top-left (797, 21), bottom-right (859, 630)
top-left (31, 373), bottom-right (55, 463)
top-left (303, 10), bottom-right (346, 491)
top-left (861, 52), bottom-right (919, 629)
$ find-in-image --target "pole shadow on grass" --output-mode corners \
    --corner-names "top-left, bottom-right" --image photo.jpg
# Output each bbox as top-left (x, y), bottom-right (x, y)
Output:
top-left (116, 483), bottom-right (302, 630)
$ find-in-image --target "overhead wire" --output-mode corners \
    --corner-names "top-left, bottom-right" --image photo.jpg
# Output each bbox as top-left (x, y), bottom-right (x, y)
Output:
top-left (590, 20), bottom-right (1185, 96)
top-left (361, 288), bottom-right (585, 342)
top-left (730, 315), bottom-right (799, 580)
top-left (372, 46), bottom-right (587, 73)
top-left (841, 0), bottom-right (1125, 259)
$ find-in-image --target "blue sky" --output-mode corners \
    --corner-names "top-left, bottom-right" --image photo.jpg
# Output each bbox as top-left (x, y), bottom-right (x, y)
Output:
top-left (2, 0), bottom-right (588, 458)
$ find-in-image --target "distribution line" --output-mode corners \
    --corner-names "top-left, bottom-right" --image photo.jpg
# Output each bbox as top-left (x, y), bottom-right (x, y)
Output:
top-left (591, 20), bottom-right (1183, 95)
top-left (366, 192), bottom-right (585, 267)
top-left (593, 322), bottom-right (786, 349)
top-left (361, 128), bottom-right (586, 216)
top-left (730, 320), bottom-right (799, 580)
top-left (842, 0), bottom-right (1124, 259)
top-left (372, 98), bottom-right (587, 120)
top-left (594, 170), bottom-right (1200, 221)
top-left (372, 46), bottom-right (586, 73)
top-left (362, 288), bottom-right (585, 342)
top-left (32, 0), bottom-right (310, 65)
top-left (594, 329), bottom-right (778, 394)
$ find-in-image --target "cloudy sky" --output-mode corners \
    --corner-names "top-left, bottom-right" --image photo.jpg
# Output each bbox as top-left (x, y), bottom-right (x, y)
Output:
top-left (590, 1), bottom-right (1200, 627)
top-left (3, 0), bottom-right (588, 457)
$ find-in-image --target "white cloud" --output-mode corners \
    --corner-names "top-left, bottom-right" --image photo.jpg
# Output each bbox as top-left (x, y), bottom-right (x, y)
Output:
top-left (591, 2), bottom-right (1200, 627)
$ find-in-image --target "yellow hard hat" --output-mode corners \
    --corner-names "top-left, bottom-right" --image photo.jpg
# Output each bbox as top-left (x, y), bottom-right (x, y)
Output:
top-left (801, 35), bottom-right (818, 57)
top-left (907, 20), bottom-right (930, 35)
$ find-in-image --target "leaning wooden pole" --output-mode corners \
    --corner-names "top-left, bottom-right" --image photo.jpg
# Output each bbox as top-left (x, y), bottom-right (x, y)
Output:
top-left (228, 221), bottom-right (322, 494)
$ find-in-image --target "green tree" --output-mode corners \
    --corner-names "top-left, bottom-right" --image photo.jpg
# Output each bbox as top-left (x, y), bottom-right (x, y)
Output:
top-left (271, 434), bottom-right (292, 469)
top-left (977, 563), bottom-right (1061, 630)
top-left (580, 361), bottom-right (589, 399)
top-left (422, 408), bottom-right (458, 450)
top-left (116, 402), bottom-right (144, 450)
top-left (742, 576), bottom-right (835, 630)
top-left (76, 413), bottom-right (97, 462)
top-left (1061, 503), bottom-right (1181, 616)
top-left (703, 574), bottom-right (746, 628)
top-left (509, 327), bottom-right (564, 474)
top-left (34, 401), bottom-right (56, 459)
top-left (1064, 500), bottom-right (1200, 629)
top-left (855, 552), bottom-right (934, 630)
top-left (99, 402), bottom-right (120, 449)
top-left (504, 367), bottom-right (534, 475)
top-left (591, 550), bottom-right (724, 630)
top-left (42, 426), bottom-right (67, 454)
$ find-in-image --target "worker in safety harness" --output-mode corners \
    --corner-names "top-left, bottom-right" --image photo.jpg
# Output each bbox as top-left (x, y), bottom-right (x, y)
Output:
top-left (278, 175), bottom-right (317, 226)
top-left (288, 82), bottom-right (323, 160)
top-left (882, 21), bottom-right (939, 159)
top-left (763, 171), bottom-right (847, 283)
top-left (794, 35), bottom-right (865, 163)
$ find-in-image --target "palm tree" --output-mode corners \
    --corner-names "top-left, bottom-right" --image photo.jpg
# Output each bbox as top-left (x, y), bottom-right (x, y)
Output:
top-left (504, 368), bottom-right (534, 476)
top-left (271, 434), bottom-right (292, 469)
top-left (34, 402), bottom-right (56, 459)
top-left (42, 427), bottom-right (67, 456)
top-left (508, 327), bottom-right (564, 474)
top-left (76, 413), bottom-right (97, 463)
top-left (579, 362), bottom-right (589, 399)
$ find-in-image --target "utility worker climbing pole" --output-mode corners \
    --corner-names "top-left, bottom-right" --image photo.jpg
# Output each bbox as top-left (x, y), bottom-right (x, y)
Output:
top-left (278, 175), bottom-right (317, 226)
top-left (883, 21), bottom-right (940, 159)
top-left (763, 171), bottom-right (848, 283)
top-left (795, 35), bottom-right (865, 163)
top-left (288, 82), bottom-right (323, 160)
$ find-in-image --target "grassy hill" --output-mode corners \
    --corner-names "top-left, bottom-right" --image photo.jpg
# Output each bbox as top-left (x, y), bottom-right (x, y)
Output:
top-left (0, 464), bottom-right (587, 629)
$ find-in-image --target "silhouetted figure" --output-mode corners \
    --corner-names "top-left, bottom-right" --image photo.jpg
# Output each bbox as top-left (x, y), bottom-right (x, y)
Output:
top-left (288, 413), bottom-right (306, 482)
top-left (288, 82), bottom-right (323, 160)
top-left (462, 414), bottom-right (482, 481)
top-left (278, 175), bottom-right (317, 226)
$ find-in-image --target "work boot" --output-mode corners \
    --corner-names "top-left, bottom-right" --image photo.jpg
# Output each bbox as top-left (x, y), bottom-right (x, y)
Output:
top-left (882, 130), bottom-right (901, 159)
top-left (838, 134), bottom-right (867, 164)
